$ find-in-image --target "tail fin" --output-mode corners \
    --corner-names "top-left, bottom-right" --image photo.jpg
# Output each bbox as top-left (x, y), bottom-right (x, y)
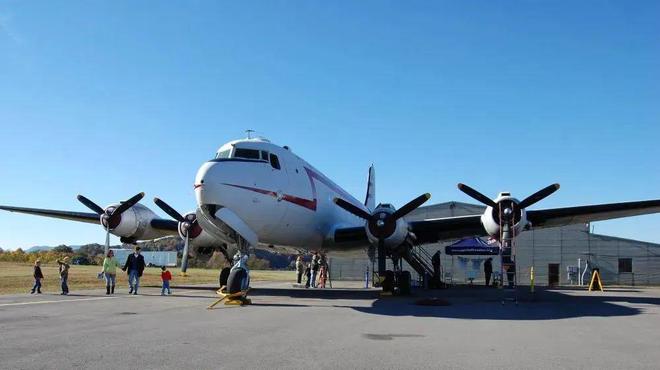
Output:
top-left (364, 165), bottom-right (376, 211)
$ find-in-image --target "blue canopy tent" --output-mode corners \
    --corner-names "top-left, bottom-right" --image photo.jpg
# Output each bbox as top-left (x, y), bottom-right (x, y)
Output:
top-left (444, 238), bottom-right (500, 285)
top-left (445, 237), bottom-right (500, 256)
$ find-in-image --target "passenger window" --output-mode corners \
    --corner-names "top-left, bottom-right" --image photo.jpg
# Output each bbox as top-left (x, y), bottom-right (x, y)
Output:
top-left (234, 148), bottom-right (261, 160)
top-left (269, 153), bottom-right (281, 170)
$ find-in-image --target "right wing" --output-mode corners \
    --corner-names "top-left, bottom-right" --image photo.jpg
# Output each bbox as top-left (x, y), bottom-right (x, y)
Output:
top-left (0, 205), bottom-right (100, 224)
top-left (0, 205), bottom-right (179, 234)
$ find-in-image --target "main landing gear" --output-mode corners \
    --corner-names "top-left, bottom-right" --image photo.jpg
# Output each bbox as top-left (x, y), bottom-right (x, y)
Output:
top-left (378, 251), bottom-right (412, 296)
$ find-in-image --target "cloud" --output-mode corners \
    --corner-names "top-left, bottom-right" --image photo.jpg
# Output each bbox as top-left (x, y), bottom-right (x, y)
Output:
top-left (0, 12), bottom-right (23, 45)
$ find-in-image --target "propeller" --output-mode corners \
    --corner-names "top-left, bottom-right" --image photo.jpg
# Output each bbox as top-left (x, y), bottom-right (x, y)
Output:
top-left (77, 192), bottom-right (145, 255)
top-left (153, 197), bottom-right (201, 275)
top-left (457, 183), bottom-right (560, 227)
top-left (334, 193), bottom-right (431, 275)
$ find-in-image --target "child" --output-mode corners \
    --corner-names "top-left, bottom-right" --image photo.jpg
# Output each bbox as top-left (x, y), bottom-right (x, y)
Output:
top-left (161, 266), bottom-right (172, 295)
top-left (31, 260), bottom-right (44, 294)
top-left (57, 257), bottom-right (70, 295)
top-left (304, 263), bottom-right (311, 289)
top-left (318, 263), bottom-right (327, 289)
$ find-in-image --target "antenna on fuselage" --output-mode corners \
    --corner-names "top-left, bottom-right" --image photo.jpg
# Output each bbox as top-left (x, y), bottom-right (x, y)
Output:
top-left (246, 129), bottom-right (255, 139)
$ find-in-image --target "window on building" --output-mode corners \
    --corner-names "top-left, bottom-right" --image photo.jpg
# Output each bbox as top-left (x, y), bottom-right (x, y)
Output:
top-left (269, 153), bottom-right (281, 170)
top-left (618, 258), bottom-right (632, 273)
top-left (234, 148), bottom-right (261, 160)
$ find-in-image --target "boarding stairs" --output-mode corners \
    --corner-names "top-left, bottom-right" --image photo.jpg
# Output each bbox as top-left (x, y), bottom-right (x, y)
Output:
top-left (402, 243), bottom-right (436, 287)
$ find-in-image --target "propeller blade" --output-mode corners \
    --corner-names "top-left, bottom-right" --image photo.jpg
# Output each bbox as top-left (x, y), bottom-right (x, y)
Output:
top-left (77, 195), bottom-right (105, 215)
top-left (518, 183), bottom-right (560, 209)
top-left (108, 192), bottom-right (145, 222)
top-left (180, 231), bottom-right (190, 275)
top-left (457, 183), bottom-right (498, 208)
top-left (377, 238), bottom-right (386, 276)
top-left (104, 224), bottom-right (110, 257)
top-left (333, 198), bottom-right (372, 219)
top-left (392, 193), bottom-right (431, 220)
top-left (153, 197), bottom-right (185, 222)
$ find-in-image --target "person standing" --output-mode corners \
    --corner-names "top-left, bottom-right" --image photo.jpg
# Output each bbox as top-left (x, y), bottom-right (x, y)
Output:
top-left (318, 262), bottom-right (327, 289)
top-left (161, 266), bottom-right (172, 295)
top-left (57, 257), bottom-right (70, 295)
top-left (31, 260), bottom-right (44, 294)
top-left (295, 255), bottom-right (304, 284)
top-left (484, 258), bottom-right (493, 287)
top-left (310, 252), bottom-right (320, 288)
top-left (304, 263), bottom-right (311, 288)
top-left (102, 250), bottom-right (121, 295)
top-left (432, 251), bottom-right (441, 278)
top-left (122, 246), bottom-right (145, 295)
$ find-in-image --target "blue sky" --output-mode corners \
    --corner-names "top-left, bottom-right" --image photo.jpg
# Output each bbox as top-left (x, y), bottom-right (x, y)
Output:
top-left (0, 1), bottom-right (658, 249)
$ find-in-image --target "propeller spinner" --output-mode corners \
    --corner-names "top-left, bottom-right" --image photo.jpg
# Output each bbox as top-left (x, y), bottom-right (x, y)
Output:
top-left (153, 197), bottom-right (201, 275)
top-left (77, 192), bottom-right (145, 255)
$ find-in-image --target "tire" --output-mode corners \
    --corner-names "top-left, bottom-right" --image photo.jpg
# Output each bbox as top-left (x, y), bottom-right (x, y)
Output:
top-left (227, 268), bottom-right (248, 294)
top-left (219, 267), bottom-right (231, 287)
top-left (381, 270), bottom-right (395, 292)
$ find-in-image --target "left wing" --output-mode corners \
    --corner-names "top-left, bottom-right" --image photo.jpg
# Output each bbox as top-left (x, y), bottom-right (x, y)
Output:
top-left (334, 199), bottom-right (660, 245)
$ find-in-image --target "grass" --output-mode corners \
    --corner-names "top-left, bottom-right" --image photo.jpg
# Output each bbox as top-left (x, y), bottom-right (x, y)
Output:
top-left (0, 262), bottom-right (295, 295)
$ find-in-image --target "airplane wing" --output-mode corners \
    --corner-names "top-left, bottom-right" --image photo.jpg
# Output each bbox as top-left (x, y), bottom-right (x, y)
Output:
top-left (334, 199), bottom-right (660, 245)
top-left (526, 199), bottom-right (660, 229)
top-left (0, 205), bottom-right (179, 234)
top-left (0, 205), bottom-right (100, 224)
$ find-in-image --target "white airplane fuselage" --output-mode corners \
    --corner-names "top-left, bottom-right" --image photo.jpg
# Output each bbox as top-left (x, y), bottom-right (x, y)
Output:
top-left (194, 138), bottom-right (368, 251)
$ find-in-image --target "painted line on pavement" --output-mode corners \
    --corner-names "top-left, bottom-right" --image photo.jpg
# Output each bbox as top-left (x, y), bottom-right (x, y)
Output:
top-left (0, 296), bottom-right (117, 307)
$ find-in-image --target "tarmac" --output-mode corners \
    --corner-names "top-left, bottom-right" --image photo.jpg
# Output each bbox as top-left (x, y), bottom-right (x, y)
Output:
top-left (2, 281), bottom-right (660, 370)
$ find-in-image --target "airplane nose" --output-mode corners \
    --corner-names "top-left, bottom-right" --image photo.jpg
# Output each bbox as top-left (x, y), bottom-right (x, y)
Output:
top-left (195, 161), bottom-right (223, 207)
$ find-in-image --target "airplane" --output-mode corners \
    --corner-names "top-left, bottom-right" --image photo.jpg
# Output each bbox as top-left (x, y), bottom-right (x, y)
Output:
top-left (2, 135), bottom-right (660, 296)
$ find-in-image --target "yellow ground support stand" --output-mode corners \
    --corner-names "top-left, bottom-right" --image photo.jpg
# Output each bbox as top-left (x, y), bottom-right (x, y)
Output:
top-left (207, 287), bottom-right (251, 309)
top-left (588, 269), bottom-right (604, 292)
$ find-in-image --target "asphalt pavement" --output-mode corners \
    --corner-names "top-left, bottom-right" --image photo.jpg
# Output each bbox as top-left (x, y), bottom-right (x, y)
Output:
top-left (1, 281), bottom-right (660, 369)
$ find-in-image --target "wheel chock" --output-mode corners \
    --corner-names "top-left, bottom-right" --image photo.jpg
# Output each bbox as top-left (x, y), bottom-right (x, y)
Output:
top-left (207, 288), bottom-right (251, 309)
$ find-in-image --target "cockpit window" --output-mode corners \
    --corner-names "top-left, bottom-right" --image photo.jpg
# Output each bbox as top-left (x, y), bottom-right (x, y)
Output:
top-left (234, 148), bottom-right (261, 160)
top-left (215, 149), bottom-right (231, 159)
top-left (269, 153), bottom-right (281, 170)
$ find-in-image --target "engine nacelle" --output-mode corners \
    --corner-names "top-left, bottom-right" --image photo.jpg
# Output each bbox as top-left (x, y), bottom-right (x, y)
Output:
top-left (480, 193), bottom-right (529, 239)
top-left (103, 203), bottom-right (162, 241)
top-left (364, 204), bottom-right (409, 248)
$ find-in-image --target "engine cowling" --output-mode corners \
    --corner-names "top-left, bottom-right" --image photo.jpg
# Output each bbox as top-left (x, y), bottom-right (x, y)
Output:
top-left (480, 193), bottom-right (528, 238)
top-left (364, 204), bottom-right (409, 248)
top-left (101, 203), bottom-right (162, 241)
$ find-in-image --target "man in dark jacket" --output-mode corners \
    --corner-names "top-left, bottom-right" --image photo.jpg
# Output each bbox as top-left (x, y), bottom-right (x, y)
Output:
top-left (122, 245), bottom-right (145, 295)
top-left (484, 258), bottom-right (493, 286)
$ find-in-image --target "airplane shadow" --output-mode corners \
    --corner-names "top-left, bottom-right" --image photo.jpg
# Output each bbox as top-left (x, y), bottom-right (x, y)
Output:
top-left (163, 284), bottom-right (659, 321)
top-left (348, 287), bottom-right (659, 320)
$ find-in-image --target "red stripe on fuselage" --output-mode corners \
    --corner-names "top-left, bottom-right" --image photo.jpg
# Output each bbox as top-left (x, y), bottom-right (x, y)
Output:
top-left (221, 166), bottom-right (367, 213)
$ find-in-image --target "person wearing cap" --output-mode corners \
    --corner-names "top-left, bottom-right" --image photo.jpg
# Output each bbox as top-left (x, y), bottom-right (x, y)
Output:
top-left (122, 245), bottom-right (145, 295)
top-left (57, 257), bottom-right (70, 295)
